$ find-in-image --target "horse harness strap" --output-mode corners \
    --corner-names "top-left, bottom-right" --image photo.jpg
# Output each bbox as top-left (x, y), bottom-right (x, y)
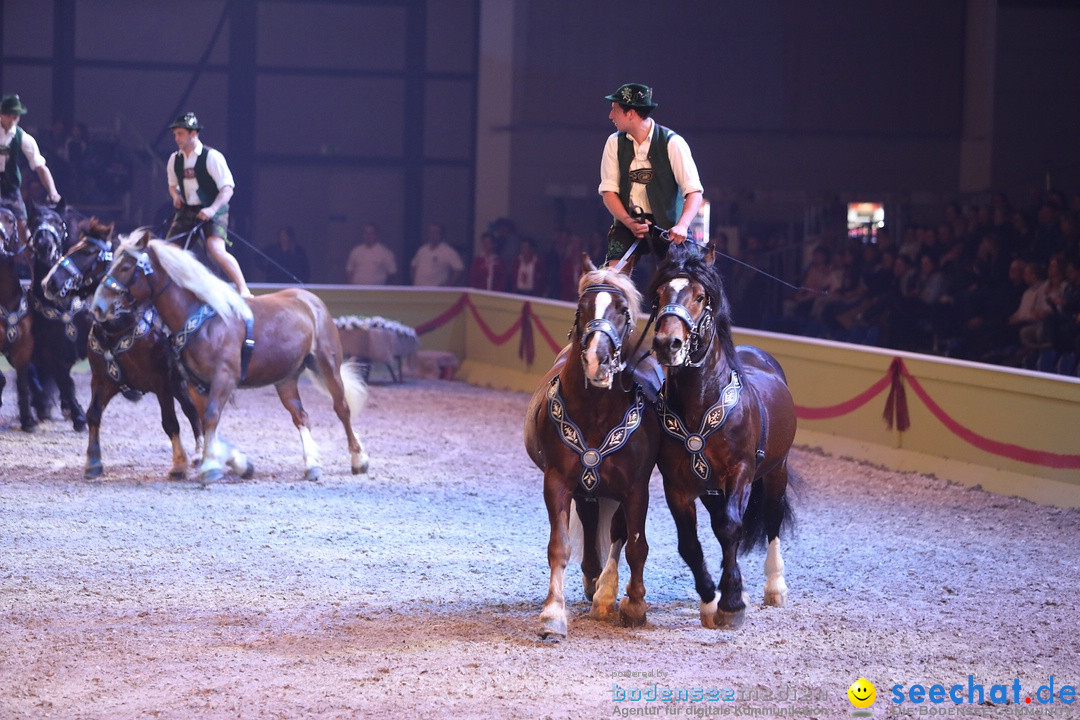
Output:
top-left (657, 369), bottom-right (761, 488)
top-left (89, 307), bottom-right (156, 393)
top-left (2, 294), bottom-right (29, 343)
top-left (170, 303), bottom-right (256, 394)
top-left (28, 293), bottom-right (85, 342)
top-left (546, 376), bottom-right (646, 497)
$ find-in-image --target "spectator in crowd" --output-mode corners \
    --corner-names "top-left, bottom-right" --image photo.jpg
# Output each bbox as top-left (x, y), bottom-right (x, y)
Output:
top-left (467, 231), bottom-right (506, 291)
top-left (510, 236), bottom-right (546, 296)
top-left (411, 223), bottom-right (464, 287)
top-left (260, 225), bottom-right (309, 283)
top-left (558, 232), bottom-right (588, 301)
top-left (346, 222), bottom-right (398, 285)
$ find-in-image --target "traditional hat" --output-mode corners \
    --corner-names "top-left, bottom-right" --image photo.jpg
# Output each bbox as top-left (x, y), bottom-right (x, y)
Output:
top-left (169, 112), bottom-right (202, 131)
top-left (604, 83), bottom-right (658, 109)
top-left (0, 94), bottom-right (28, 115)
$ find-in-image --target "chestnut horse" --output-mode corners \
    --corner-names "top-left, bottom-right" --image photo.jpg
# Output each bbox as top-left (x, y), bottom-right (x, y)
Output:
top-left (90, 230), bottom-right (369, 483)
top-left (42, 218), bottom-right (203, 479)
top-left (648, 242), bottom-right (796, 629)
top-left (0, 207), bottom-right (36, 430)
top-left (524, 258), bottom-right (661, 640)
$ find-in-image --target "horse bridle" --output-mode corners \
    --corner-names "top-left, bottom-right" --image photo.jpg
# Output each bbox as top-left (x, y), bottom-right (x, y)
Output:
top-left (51, 235), bottom-right (114, 299)
top-left (573, 283), bottom-right (633, 378)
top-left (655, 277), bottom-right (714, 368)
top-left (100, 251), bottom-right (168, 312)
top-left (30, 213), bottom-right (67, 267)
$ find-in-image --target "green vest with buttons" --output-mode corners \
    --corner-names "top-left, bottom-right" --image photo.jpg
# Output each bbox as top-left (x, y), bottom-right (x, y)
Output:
top-left (616, 123), bottom-right (682, 230)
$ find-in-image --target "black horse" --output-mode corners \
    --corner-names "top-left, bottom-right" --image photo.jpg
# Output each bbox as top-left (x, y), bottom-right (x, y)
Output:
top-left (26, 200), bottom-right (91, 430)
top-left (0, 206), bottom-right (36, 430)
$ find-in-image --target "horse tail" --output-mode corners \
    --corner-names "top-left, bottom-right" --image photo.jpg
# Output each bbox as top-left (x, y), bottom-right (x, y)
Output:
top-left (740, 468), bottom-right (797, 554)
top-left (337, 358), bottom-right (369, 417)
top-left (306, 357), bottom-right (368, 417)
top-left (568, 497), bottom-right (617, 565)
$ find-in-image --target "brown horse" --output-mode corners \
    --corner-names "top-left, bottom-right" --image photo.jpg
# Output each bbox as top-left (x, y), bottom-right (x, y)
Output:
top-left (648, 242), bottom-right (796, 629)
top-left (42, 218), bottom-right (203, 479)
top-left (89, 230), bottom-right (369, 483)
top-left (0, 207), bottom-right (36, 431)
top-left (524, 257), bottom-right (661, 640)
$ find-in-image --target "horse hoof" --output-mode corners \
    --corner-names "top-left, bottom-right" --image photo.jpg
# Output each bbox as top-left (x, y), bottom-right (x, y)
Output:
top-left (20, 421), bottom-right (37, 433)
top-left (699, 598), bottom-right (720, 629)
top-left (304, 467), bottom-right (322, 482)
top-left (168, 467), bottom-right (188, 481)
top-left (715, 609), bottom-right (746, 630)
top-left (201, 468), bottom-right (224, 484)
top-left (764, 590), bottom-right (788, 608)
top-left (351, 457), bottom-right (369, 475)
top-left (539, 619), bottom-right (567, 642)
top-left (84, 463), bottom-right (104, 479)
top-left (590, 601), bottom-right (617, 621)
top-left (618, 597), bottom-right (646, 628)
top-left (73, 419), bottom-right (87, 432)
top-left (240, 462), bottom-right (255, 479)
top-left (582, 576), bottom-right (598, 602)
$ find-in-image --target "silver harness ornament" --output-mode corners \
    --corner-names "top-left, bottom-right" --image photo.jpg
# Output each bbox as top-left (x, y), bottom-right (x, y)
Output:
top-left (656, 370), bottom-right (743, 484)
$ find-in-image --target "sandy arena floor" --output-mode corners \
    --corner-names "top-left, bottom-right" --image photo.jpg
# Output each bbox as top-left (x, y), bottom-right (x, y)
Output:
top-left (1, 369), bottom-right (1078, 720)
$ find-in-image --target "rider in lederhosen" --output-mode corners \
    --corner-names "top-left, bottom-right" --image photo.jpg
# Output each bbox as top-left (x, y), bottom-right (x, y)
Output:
top-left (165, 112), bottom-right (253, 298)
top-left (598, 83), bottom-right (704, 265)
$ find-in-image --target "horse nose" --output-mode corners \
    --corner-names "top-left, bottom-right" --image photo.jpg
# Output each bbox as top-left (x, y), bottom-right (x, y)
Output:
top-left (90, 297), bottom-right (109, 322)
top-left (653, 333), bottom-right (682, 357)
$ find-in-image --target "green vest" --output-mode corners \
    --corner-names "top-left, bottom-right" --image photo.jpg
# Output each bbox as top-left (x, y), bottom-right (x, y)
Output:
top-left (173, 147), bottom-right (220, 206)
top-left (1, 127), bottom-right (24, 194)
top-left (616, 122), bottom-right (682, 230)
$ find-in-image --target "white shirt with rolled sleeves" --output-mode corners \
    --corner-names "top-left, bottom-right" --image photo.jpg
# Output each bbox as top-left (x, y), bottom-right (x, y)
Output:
top-left (597, 119), bottom-right (703, 217)
top-left (0, 124), bottom-right (48, 174)
top-left (166, 138), bottom-right (234, 205)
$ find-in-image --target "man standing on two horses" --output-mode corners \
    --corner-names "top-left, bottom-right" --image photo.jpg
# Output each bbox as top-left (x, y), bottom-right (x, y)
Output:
top-left (598, 83), bottom-right (703, 264)
top-left (0, 94), bottom-right (63, 248)
top-left (165, 112), bottom-right (253, 298)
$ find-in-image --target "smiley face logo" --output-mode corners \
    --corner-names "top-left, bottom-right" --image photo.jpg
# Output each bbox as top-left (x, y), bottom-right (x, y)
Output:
top-left (848, 678), bottom-right (877, 709)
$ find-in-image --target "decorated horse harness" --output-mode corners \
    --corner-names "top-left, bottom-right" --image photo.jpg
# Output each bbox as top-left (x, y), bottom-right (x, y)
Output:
top-left (654, 278), bottom-right (767, 489)
top-left (101, 251), bottom-right (256, 395)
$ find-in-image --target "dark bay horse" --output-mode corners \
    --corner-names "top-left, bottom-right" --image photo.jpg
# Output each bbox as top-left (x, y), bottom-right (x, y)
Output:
top-left (26, 201), bottom-right (91, 430)
top-left (90, 231), bottom-right (369, 483)
top-left (524, 257), bottom-right (661, 640)
top-left (648, 242), bottom-right (796, 629)
top-left (42, 218), bottom-right (203, 479)
top-left (0, 207), bottom-right (36, 430)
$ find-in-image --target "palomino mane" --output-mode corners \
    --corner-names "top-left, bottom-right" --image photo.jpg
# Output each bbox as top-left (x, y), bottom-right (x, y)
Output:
top-left (114, 231), bottom-right (249, 321)
top-left (648, 242), bottom-right (737, 355)
top-left (577, 265), bottom-right (645, 327)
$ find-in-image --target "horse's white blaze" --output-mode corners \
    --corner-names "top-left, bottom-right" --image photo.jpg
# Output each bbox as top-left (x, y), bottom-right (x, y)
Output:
top-left (662, 279), bottom-right (692, 365)
top-left (667, 278), bottom-right (690, 294)
top-left (763, 537), bottom-right (788, 606)
top-left (582, 291), bottom-right (613, 382)
top-left (299, 426), bottom-right (321, 470)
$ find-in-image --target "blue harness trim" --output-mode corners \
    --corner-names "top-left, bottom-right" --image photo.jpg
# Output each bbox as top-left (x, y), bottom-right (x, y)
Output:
top-left (656, 369), bottom-right (743, 484)
top-left (3, 294), bottom-right (29, 344)
top-left (88, 307), bottom-right (155, 393)
top-left (546, 375), bottom-right (645, 495)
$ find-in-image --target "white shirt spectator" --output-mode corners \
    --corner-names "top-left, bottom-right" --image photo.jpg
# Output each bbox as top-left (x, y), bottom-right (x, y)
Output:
top-left (412, 241), bottom-right (464, 286)
top-left (346, 242), bottom-right (397, 285)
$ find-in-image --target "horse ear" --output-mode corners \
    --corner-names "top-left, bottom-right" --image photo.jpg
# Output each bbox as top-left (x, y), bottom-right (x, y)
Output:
top-left (581, 252), bottom-right (597, 275)
top-left (134, 231), bottom-right (151, 250)
top-left (621, 253), bottom-right (636, 276)
top-left (703, 243), bottom-right (716, 267)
